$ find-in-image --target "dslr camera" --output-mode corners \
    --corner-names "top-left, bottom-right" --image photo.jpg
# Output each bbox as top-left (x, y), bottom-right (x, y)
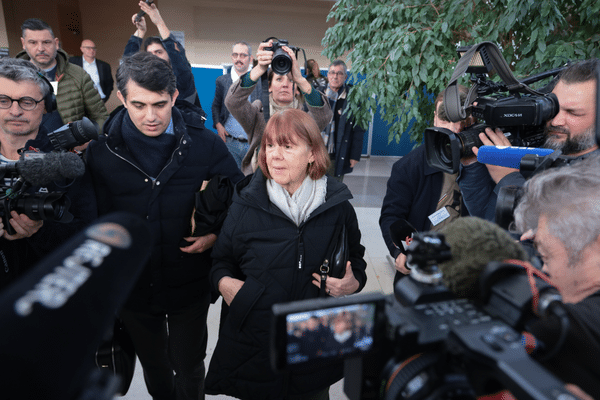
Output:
top-left (271, 232), bottom-right (573, 400)
top-left (264, 37), bottom-right (302, 75)
top-left (424, 43), bottom-right (562, 174)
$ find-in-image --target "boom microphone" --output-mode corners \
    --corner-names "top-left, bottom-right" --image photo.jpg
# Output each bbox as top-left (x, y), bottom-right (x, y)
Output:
top-left (477, 145), bottom-right (554, 169)
top-left (0, 151), bottom-right (85, 186)
top-left (436, 216), bottom-right (529, 300)
top-left (0, 212), bottom-right (153, 400)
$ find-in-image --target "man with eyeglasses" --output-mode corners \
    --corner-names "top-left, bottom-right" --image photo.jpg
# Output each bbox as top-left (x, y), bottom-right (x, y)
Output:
top-left (69, 39), bottom-right (114, 103)
top-left (17, 18), bottom-right (108, 136)
top-left (211, 41), bottom-right (263, 168)
top-left (324, 60), bottom-right (366, 181)
top-left (0, 58), bottom-right (96, 291)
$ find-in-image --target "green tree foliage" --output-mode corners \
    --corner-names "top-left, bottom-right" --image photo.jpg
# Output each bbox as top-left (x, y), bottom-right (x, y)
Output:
top-left (322, 0), bottom-right (600, 145)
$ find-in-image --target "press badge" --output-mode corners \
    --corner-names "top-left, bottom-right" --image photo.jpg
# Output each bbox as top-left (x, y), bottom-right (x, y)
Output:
top-left (428, 207), bottom-right (451, 226)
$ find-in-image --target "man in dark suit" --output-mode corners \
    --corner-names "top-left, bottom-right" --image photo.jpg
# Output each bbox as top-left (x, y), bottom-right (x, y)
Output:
top-left (69, 39), bottom-right (114, 102)
top-left (324, 60), bottom-right (366, 181)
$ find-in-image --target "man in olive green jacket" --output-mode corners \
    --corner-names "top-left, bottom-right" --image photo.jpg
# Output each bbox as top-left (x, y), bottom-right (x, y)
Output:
top-left (18, 18), bottom-right (108, 139)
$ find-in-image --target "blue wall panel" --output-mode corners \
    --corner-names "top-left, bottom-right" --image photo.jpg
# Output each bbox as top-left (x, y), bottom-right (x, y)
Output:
top-left (191, 67), bottom-right (224, 133)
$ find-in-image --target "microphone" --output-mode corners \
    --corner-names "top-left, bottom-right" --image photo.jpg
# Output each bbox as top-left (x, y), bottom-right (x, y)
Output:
top-left (0, 151), bottom-right (85, 186)
top-left (436, 216), bottom-right (529, 300)
top-left (0, 212), bottom-right (153, 400)
top-left (476, 145), bottom-right (554, 169)
top-left (389, 219), bottom-right (417, 256)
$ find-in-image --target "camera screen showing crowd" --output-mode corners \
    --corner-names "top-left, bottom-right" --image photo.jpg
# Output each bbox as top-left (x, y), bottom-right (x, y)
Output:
top-left (273, 299), bottom-right (378, 370)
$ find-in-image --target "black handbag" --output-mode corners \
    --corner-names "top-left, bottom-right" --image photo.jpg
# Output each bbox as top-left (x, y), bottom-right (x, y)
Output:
top-left (319, 224), bottom-right (349, 297)
top-left (95, 318), bottom-right (136, 395)
top-left (192, 175), bottom-right (234, 237)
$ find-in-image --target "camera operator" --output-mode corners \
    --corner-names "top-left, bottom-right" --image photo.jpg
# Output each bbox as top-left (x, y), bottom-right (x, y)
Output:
top-left (379, 87), bottom-right (472, 284)
top-left (513, 154), bottom-right (600, 399)
top-left (224, 39), bottom-right (333, 175)
top-left (458, 58), bottom-right (599, 221)
top-left (0, 58), bottom-right (97, 291)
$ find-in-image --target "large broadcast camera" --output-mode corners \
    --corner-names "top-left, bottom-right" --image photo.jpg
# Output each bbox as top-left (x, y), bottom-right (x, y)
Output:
top-left (271, 232), bottom-right (576, 400)
top-left (0, 117), bottom-right (98, 234)
top-left (424, 42), bottom-right (563, 174)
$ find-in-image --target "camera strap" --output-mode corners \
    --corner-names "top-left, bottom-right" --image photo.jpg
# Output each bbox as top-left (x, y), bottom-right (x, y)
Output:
top-left (444, 42), bottom-right (545, 122)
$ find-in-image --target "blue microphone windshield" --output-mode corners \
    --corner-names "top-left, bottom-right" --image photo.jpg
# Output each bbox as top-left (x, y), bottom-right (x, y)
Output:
top-left (477, 146), bottom-right (554, 169)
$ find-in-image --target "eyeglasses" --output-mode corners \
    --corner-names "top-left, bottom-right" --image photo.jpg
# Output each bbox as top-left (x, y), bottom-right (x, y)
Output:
top-left (328, 71), bottom-right (346, 77)
top-left (0, 95), bottom-right (44, 111)
top-left (232, 53), bottom-right (249, 59)
top-left (82, 46), bottom-right (96, 50)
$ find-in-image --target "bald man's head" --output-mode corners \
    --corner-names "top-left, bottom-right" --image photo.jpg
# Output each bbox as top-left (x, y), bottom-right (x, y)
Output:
top-left (80, 39), bottom-right (96, 63)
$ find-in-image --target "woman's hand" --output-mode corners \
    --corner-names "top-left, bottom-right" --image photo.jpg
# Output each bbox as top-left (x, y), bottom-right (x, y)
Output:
top-left (282, 46), bottom-right (312, 94)
top-left (218, 276), bottom-right (244, 306)
top-left (312, 261), bottom-right (360, 297)
top-left (249, 41), bottom-right (273, 81)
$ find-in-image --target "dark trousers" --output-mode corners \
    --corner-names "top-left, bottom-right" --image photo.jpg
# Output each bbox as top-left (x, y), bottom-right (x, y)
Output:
top-left (120, 293), bottom-right (210, 400)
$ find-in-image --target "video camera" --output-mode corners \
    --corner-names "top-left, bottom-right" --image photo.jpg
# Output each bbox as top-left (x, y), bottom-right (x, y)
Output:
top-left (0, 118), bottom-right (97, 234)
top-left (271, 232), bottom-right (574, 400)
top-left (424, 42), bottom-right (563, 174)
top-left (264, 37), bottom-right (304, 75)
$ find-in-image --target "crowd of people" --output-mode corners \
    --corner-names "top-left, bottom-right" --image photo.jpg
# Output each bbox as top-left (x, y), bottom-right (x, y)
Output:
top-left (0, 1), bottom-right (599, 399)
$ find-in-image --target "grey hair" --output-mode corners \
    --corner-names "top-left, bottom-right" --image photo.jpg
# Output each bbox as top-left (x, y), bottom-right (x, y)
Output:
top-left (233, 41), bottom-right (252, 56)
top-left (329, 59), bottom-right (347, 76)
top-left (0, 58), bottom-right (51, 98)
top-left (514, 154), bottom-right (600, 262)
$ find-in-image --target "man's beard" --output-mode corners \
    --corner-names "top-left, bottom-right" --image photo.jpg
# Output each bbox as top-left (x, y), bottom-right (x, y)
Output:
top-left (543, 124), bottom-right (596, 155)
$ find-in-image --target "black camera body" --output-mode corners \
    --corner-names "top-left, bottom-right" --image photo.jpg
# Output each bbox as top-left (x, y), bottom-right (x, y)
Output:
top-left (424, 42), bottom-right (562, 175)
top-left (47, 117), bottom-right (99, 151)
top-left (0, 118), bottom-right (95, 234)
top-left (265, 38), bottom-right (301, 75)
top-left (271, 233), bottom-right (571, 400)
top-left (424, 91), bottom-right (558, 174)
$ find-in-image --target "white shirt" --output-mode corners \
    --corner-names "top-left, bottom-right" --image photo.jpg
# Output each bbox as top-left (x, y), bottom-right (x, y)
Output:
top-left (82, 58), bottom-right (106, 100)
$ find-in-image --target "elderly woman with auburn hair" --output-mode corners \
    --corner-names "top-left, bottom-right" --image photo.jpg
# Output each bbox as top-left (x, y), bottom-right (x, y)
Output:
top-left (206, 108), bottom-right (367, 400)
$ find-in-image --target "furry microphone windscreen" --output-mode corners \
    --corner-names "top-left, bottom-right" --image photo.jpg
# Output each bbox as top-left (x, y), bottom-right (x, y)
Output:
top-left (438, 217), bottom-right (529, 300)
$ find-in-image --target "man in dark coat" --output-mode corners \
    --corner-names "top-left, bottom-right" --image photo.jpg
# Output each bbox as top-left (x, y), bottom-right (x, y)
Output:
top-left (86, 52), bottom-right (243, 400)
top-left (69, 39), bottom-right (114, 102)
top-left (324, 60), bottom-right (366, 180)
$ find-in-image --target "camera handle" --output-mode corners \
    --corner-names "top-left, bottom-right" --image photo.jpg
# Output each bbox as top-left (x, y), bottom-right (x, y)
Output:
top-left (444, 42), bottom-right (545, 123)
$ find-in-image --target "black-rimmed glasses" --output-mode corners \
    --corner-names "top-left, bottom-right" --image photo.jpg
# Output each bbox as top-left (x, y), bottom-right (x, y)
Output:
top-left (0, 95), bottom-right (44, 111)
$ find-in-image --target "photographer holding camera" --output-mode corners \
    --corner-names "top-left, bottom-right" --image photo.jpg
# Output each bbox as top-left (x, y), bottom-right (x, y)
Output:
top-left (0, 58), bottom-right (97, 290)
top-left (224, 39), bottom-right (333, 175)
top-left (512, 154), bottom-right (600, 399)
top-left (458, 59), bottom-right (599, 221)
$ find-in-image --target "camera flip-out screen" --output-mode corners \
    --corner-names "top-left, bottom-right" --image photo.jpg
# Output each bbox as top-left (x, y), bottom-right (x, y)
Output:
top-left (271, 293), bottom-right (386, 371)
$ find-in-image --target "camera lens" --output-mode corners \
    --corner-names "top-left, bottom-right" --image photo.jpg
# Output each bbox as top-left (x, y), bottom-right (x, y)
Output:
top-left (272, 52), bottom-right (292, 75)
top-left (13, 192), bottom-right (73, 222)
top-left (437, 135), bottom-right (453, 164)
